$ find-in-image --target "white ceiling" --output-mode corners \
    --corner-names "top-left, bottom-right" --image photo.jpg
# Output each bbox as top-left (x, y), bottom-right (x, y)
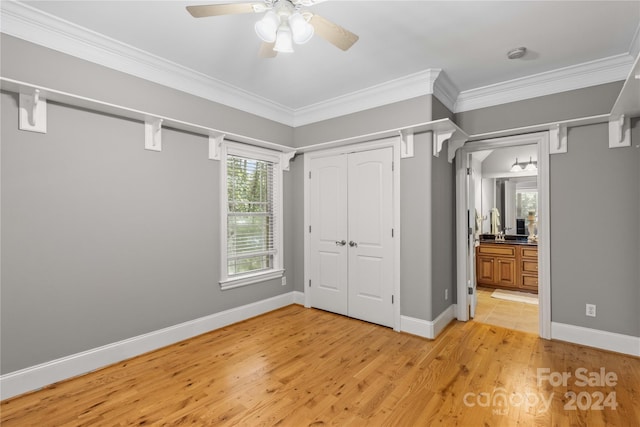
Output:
top-left (4, 1), bottom-right (640, 125)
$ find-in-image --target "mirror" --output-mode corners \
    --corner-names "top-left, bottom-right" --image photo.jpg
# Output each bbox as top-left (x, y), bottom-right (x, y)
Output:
top-left (472, 144), bottom-right (538, 237)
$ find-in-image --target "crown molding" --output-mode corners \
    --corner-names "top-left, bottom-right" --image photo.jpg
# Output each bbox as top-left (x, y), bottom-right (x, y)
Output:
top-left (454, 53), bottom-right (635, 113)
top-left (2, 1), bottom-right (637, 126)
top-left (432, 70), bottom-right (459, 113)
top-left (0, 0), bottom-right (296, 126)
top-left (292, 69), bottom-right (441, 126)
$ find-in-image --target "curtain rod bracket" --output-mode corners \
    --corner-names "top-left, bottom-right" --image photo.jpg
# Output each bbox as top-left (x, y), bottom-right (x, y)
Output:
top-left (209, 134), bottom-right (225, 160)
top-left (19, 89), bottom-right (47, 133)
top-left (399, 129), bottom-right (414, 158)
top-left (608, 115), bottom-right (630, 149)
top-left (144, 118), bottom-right (163, 152)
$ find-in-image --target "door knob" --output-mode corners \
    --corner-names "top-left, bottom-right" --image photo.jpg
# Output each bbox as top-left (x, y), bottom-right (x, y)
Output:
top-left (349, 241), bottom-right (358, 247)
top-left (335, 240), bottom-right (347, 246)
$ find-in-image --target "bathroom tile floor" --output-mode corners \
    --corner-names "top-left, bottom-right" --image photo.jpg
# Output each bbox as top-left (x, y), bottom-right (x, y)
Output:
top-left (473, 286), bottom-right (539, 334)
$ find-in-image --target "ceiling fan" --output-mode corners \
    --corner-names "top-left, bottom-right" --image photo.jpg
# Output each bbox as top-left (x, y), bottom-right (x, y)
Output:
top-left (186, 0), bottom-right (359, 57)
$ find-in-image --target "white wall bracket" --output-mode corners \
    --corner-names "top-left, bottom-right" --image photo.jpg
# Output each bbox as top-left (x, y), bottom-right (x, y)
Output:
top-left (399, 130), bottom-right (414, 158)
top-left (447, 136), bottom-right (468, 163)
top-left (208, 134), bottom-right (225, 160)
top-left (433, 128), bottom-right (455, 159)
top-left (280, 150), bottom-right (296, 171)
top-left (432, 121), bottom-right (468, 163)
top-left (549, 123), bottom-right (568, 154)
top-left (144, 118), bottom-right (163, 152)
top-left (19, 89), bottom-right (47, 133)
top-left (608, 115), bottom-right (631, 149)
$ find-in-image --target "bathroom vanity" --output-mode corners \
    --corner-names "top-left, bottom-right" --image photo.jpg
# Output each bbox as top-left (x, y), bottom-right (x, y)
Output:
top-left (476, 240), bottom-right (538, 293)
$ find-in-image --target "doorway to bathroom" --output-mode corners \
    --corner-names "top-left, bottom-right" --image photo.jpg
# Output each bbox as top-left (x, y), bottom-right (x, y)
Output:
top-left (455, 132), bottom-right (551, 338)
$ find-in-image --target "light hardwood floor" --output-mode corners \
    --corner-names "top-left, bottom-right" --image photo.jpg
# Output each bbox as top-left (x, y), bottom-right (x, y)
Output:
top-left (2, 305), bottom-right (638, 426)
top-left (474, 286), bottom-right (538, 334)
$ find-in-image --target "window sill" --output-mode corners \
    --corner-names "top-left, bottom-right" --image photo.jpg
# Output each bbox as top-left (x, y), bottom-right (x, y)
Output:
top-left (220, 269), bottom-right (285, 291)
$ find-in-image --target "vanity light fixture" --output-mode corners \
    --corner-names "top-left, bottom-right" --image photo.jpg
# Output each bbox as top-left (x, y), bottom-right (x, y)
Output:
top-left (510, 156), bottom-right (538, 172)
top-left (510, 158), bottom-right (523, 172)
top-left (524, 156), bottom-right (538, 171)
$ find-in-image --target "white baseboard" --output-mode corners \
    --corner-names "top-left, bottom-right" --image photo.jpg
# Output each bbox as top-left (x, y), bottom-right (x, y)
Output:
top-left (401, 304), bottom-right (457, 339)
top-left (292, 290), bottom-right (305, 305)
top-left (0, 291), bottom-right (300, 401)
top-left (551, 322), bottom-right (640, 357)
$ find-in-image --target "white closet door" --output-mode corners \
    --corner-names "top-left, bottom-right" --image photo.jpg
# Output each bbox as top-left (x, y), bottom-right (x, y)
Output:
top-left (347, 148), bottom-right (394, 327)
top-left (309, 154), bottom-right (349, 316)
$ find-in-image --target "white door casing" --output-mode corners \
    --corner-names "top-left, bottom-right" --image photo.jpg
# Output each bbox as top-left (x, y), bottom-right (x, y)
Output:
top-left (467, 153), bottom-right (478, 318)
top-left (455, 131), bottom-right (551, 339)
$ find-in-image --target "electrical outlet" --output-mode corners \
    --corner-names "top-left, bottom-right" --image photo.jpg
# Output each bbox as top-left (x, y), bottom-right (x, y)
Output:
top-left (445, 289), bottom-right (449, 300)
top-left (586, 304), bottom-right (596, 317)
top-left (281, 276), bottom-right (287, 286)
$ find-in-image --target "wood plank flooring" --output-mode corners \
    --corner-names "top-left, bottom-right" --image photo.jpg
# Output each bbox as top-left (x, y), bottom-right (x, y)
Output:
top-left (2, 305), bottom-right (639, 426)
top-left (474, 286), bottom-right (538, 334)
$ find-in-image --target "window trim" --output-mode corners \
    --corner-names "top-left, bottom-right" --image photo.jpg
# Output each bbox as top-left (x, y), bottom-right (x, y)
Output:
top-left (220, 141), bottom-right (284, 290)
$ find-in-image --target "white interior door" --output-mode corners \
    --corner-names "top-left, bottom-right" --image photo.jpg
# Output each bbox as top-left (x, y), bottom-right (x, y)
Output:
top-left (308, 147), bottom-right (395, 327)
top-left (347, 148), bottom-right (394, 327)
top-left (309, 155), bottom-right (348, 316)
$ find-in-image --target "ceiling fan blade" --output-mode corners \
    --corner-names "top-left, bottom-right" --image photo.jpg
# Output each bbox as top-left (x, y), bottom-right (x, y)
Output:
top-left (259, 42), bottom-right (278, 58)
top-left (310, 14), bottom-right (359, 51)
top-left (186, 3), bottom-right (260, 18)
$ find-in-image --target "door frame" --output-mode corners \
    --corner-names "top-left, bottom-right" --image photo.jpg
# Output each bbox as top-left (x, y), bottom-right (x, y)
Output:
top-left (455, 131), bottom-right (551, 339)
top-left (303, 136), bottom-right (401, 331)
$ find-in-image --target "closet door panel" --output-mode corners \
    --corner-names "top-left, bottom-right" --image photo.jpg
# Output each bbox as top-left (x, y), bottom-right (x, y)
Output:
top-left (309, 155), bottom-right (348, 315)
top-left (347, 148), bottom-right (394, 327)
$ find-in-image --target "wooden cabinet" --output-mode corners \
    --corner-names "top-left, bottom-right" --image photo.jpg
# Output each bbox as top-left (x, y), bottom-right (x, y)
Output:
top-left (519, 246), bottom-right (538, 292)
top-left (476, 243), bottom-right (538, 293)
top-left (477, 255), bottom-right (497, 283)
top-left (476, 244), bottom-right (517, 288)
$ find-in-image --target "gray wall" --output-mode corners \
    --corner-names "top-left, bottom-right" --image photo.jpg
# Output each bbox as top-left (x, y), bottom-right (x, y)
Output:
top-left (1, 36), bottom-right (458, 377)
top-left (550, 120), bottom-right (639, 336)
top-left (432, 96), bottom-right (455, 121)
top-left (293, 95), bottom-right (432, 147)
top-left (290, 100), bottom-right (456, 323)
top-left (1, 35), bottom-right (301, 373)
top-left (0, 92), bottom-right (297, 374)
top-left (455, 82), bottom-right (624, 135)
top-left (1, 35), bottom-right (294, 147)
top-left (290, 155), bottom-right (306, 293)
top-left (458, 84), bottom-right (639, 339)
top-left (431, 141), bottom-right (456, 317)
top-left (400, 133), bottom-right (433, 320)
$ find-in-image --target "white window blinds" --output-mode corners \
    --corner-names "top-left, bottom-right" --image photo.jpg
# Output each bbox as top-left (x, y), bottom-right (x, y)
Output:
top-left (226, 155), bottom-right (277, 277)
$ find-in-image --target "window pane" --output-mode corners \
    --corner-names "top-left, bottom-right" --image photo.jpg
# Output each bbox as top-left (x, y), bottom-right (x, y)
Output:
top-left (226, 154), bottom-right (275, 277)
top-left (227, 214), bottom-right (273, 256)
top-left (228, 255), bottom-right (273, 276)
top-left (517, 190), bottom-right (538, 219)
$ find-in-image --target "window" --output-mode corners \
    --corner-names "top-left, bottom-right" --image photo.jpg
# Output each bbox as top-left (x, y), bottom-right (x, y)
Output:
top-left (220, 142), bottom-right (283, 289)
top-left (516, 189), bottom-right (538, 220)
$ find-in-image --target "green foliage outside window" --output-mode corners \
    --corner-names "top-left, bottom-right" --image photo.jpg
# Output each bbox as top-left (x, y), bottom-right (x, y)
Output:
top-left (227, 155), bottom-right (274, 276)
top-left (516, 190), bottom-right (538, 220)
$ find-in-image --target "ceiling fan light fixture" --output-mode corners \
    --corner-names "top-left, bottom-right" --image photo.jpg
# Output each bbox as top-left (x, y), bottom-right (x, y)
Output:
top-left (255, 10), bottom-right (280, 43)
top-left (273, 21), bottom-right (294, 53)
top-left (289, 12), bottom-right (314, 44)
